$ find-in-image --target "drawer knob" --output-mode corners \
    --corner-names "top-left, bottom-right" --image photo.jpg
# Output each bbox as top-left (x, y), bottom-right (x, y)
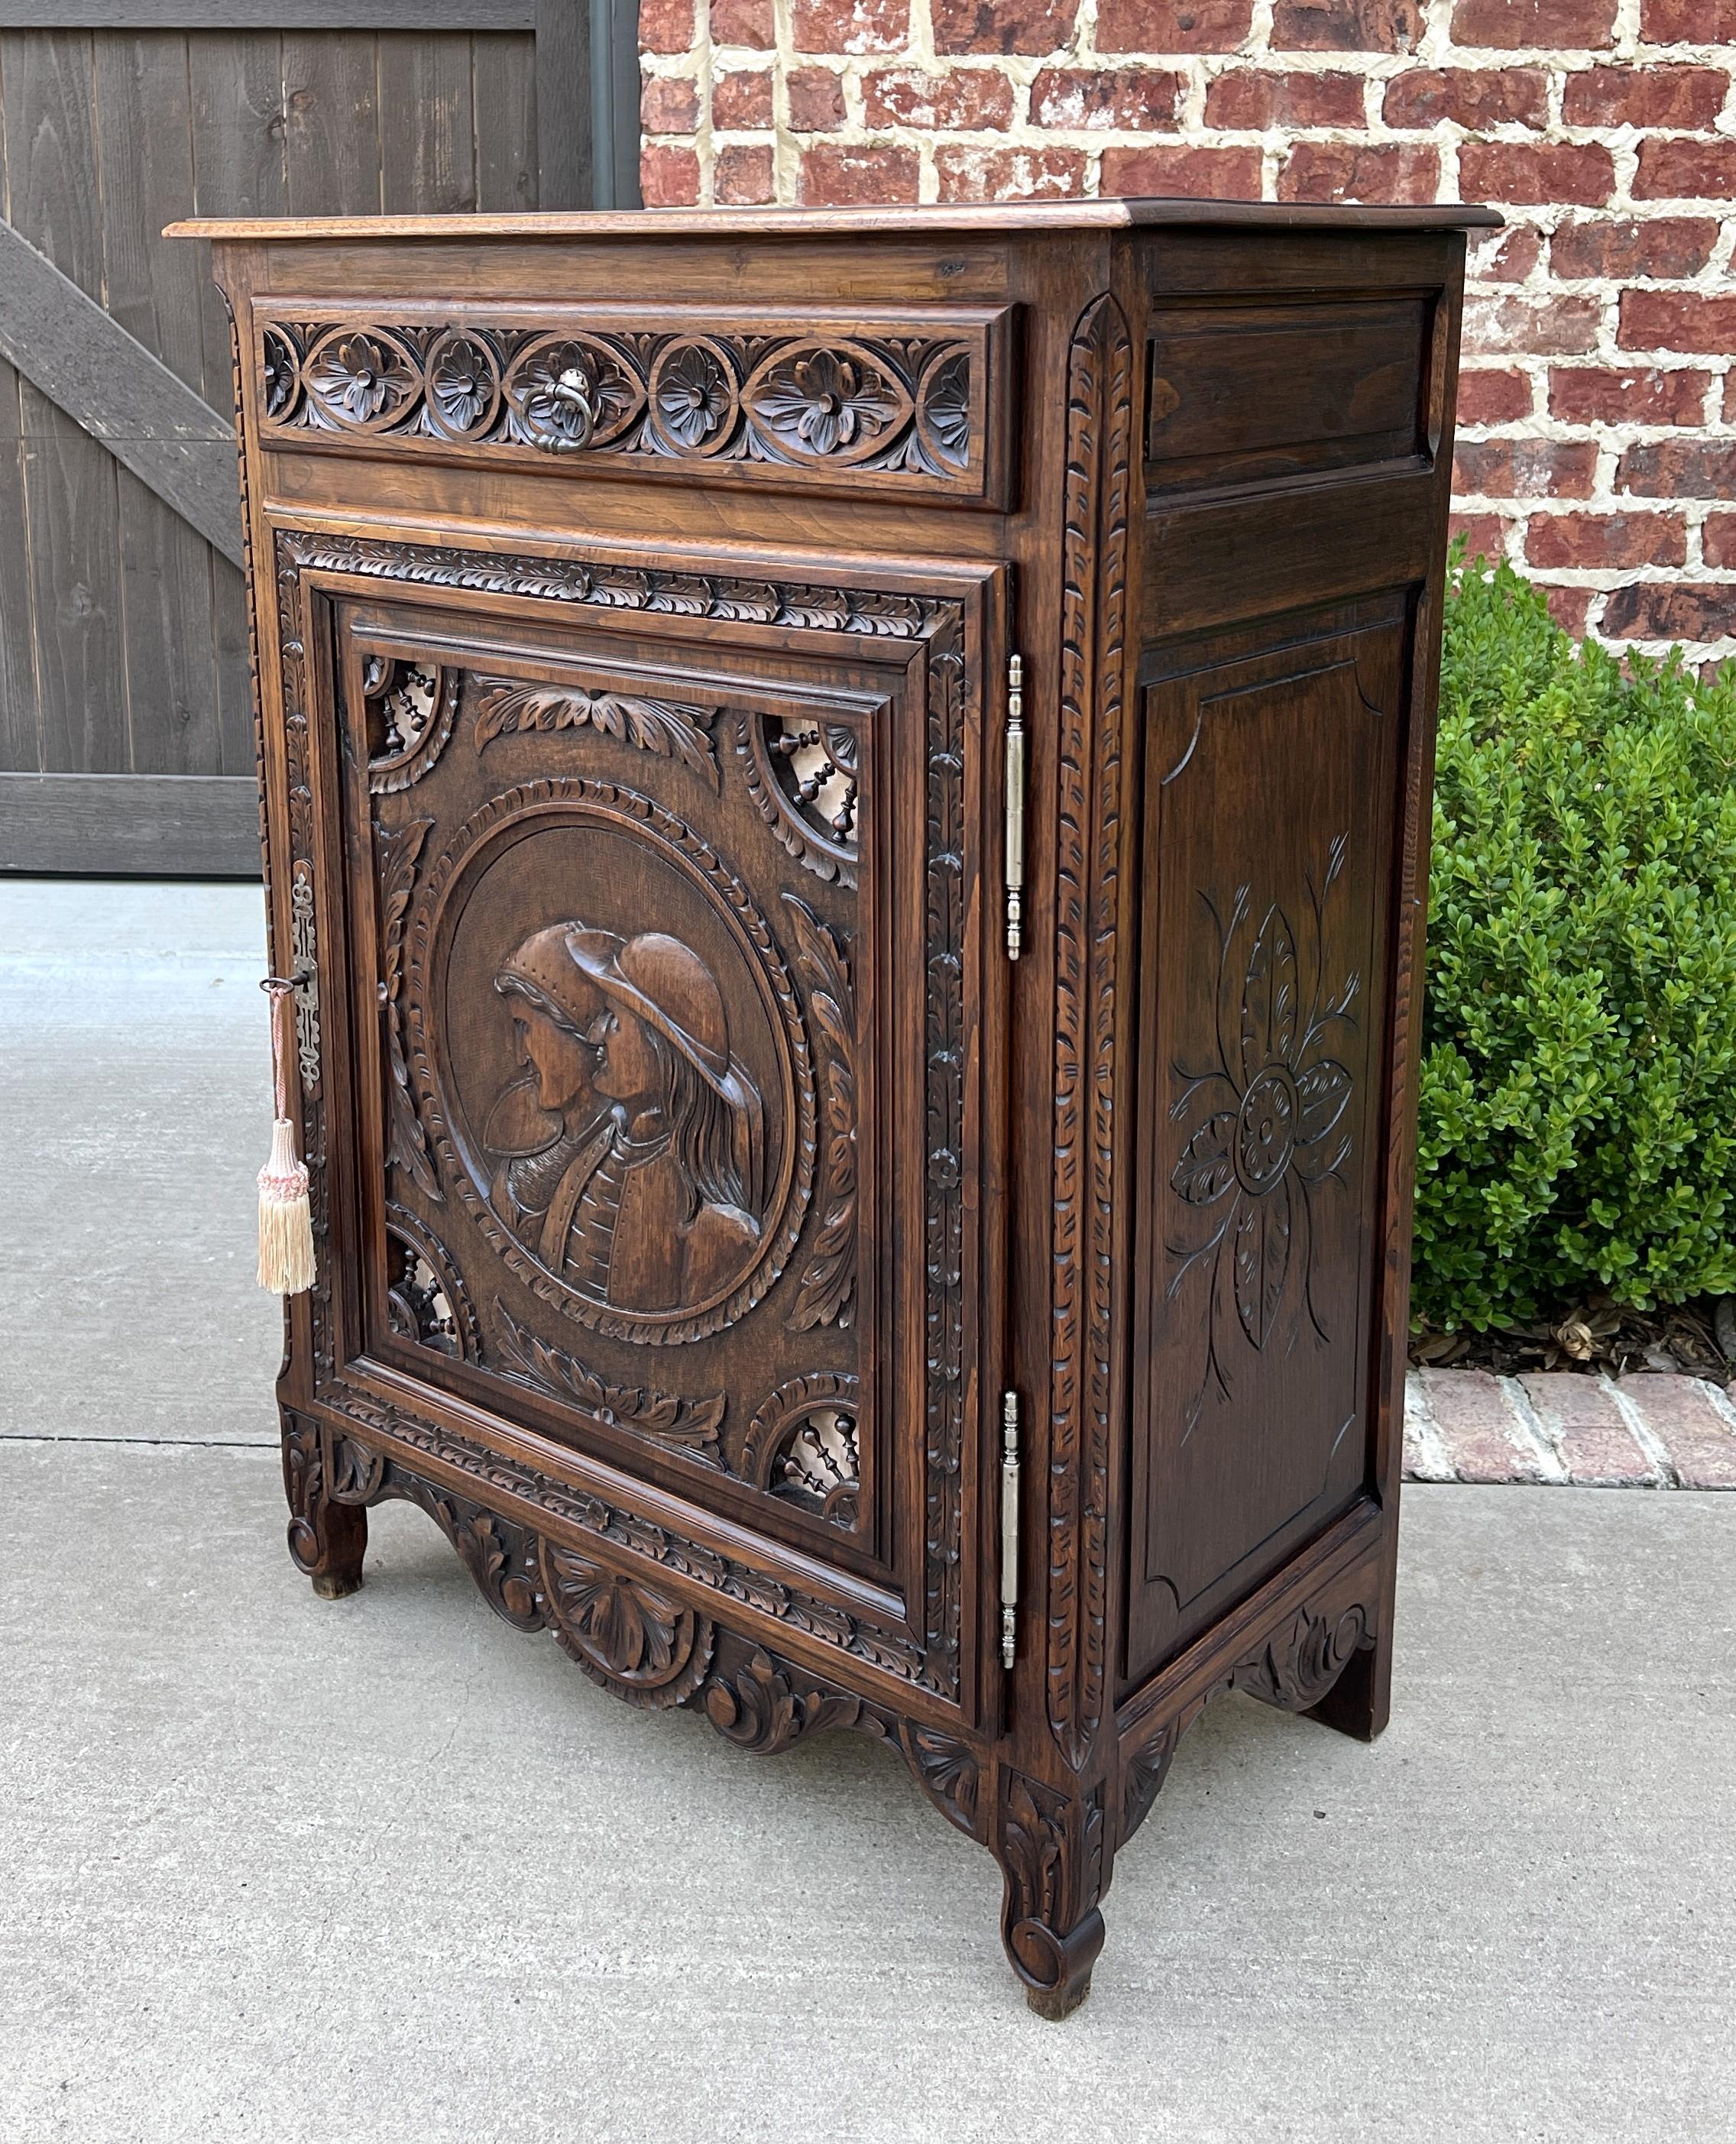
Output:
top-left (538, 364), bottom-right (595, 453)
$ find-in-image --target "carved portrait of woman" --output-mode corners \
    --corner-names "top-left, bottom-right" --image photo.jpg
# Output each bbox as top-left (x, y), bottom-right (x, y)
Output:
top-left (483, 921), bottom-right (766, 1315)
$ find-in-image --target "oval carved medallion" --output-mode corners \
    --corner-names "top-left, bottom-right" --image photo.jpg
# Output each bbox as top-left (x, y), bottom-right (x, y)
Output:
top-left (407, 778), bottom-right (815, 1346)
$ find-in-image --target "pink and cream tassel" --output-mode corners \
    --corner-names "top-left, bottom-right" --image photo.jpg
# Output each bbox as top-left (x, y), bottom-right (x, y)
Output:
top-left (257, 976), bottom-right (316, 1295)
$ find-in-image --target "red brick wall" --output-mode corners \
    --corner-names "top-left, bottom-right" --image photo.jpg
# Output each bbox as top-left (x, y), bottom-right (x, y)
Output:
top-left (640, 0), bottom-right (1736, 669)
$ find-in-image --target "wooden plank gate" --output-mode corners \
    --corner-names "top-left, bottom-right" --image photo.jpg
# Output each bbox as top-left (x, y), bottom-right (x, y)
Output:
top-left (0, 0), bottom-right (640, 876)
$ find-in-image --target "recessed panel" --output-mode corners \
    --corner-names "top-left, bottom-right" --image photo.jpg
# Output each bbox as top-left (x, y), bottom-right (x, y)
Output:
top-left (1125, 601), bottom-right (1408, 1685)
top-left (1145, 295), bottom-right (1430, 497)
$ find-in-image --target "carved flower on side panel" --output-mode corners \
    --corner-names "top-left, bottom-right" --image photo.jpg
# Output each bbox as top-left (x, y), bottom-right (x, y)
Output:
top-left (1167, 833), bottom-right (1359, 1432)
top-left (652, 339), bottom-right (736, 451)
top-left (750, 346), bottom-right (902, 458)
top-left (426, 330), bottom-right (499, 438)
top-left (306, 331), bottom-right (416, 426)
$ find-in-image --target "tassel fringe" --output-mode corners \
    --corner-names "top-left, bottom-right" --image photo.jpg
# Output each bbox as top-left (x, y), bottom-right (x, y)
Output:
top-left (257, 1116), bottom-right (316, 1295)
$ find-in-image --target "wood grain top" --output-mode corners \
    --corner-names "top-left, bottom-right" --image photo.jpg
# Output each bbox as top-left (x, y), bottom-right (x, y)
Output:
top-left (167, 197), bottom-right (1502, 243)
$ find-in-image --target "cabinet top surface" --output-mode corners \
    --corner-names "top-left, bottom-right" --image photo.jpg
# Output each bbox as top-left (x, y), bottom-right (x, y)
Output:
top-left (167, 196), bottom-right (1500, 244)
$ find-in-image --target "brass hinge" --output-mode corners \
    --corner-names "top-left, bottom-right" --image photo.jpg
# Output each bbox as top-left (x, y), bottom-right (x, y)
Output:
top-left (1004, 653), bottom-right (1025, 961)
top-left (1000, 1389), bottom-right (1021, 1669)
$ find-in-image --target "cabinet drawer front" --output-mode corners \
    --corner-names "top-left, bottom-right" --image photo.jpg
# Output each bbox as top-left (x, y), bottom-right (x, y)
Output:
top-left (273, 527), bottom-right (994, 1713)
top-left (252, 303), bottom-right (1015, 507)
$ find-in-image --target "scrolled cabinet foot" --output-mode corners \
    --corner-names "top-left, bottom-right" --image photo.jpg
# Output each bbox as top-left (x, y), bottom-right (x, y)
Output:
top-left (1305, 1627), bottom-right (1391, 1743)
top-left (282, 1410), bottom-right (368, 1598)
top-left (995, 1767), bottom-right (1111, 2019)
top-left (1025, 1971), bottom-right (1093, 2022)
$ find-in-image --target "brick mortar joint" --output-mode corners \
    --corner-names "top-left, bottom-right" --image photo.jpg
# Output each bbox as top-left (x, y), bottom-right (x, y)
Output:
top-left (1603, 1375), bottom-right (1683, 1486)
top-left (643, 5), bottom-right (1736, 663)
top-left (1498, 1374), bottom-right (1572, 1483)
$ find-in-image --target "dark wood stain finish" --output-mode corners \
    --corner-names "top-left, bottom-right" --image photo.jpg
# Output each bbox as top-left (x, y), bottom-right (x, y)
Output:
top-left (188, 196), bottom-right (1483, 2016)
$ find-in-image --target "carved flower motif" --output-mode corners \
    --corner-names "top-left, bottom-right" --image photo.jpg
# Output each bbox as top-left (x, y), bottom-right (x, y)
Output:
top-left (1168, 834), bottom-right (1359, 1427)
top-left (513, 338), bottom-right (598, 445)
top-left (655, 342), bottom-right (732, 449)
top-left (556, 1562), bottom-right (685, 1680)
top-left (261, 327), bottom-right (298, 420)
top-left (920, 348), bottom-right (971, 467)
top-left (752, 347), bottom-right (899, 456)
top-left (309, 332), bottom-right (411, 424)
top-left (428, 332), bottom-right (497, 435)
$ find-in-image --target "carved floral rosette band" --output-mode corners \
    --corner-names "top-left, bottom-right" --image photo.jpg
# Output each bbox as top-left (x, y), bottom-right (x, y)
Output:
top-left (254, 310), bottom-right (996, 497)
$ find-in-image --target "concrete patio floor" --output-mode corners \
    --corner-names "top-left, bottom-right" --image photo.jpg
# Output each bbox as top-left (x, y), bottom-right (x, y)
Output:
top-left (3, 879), bottom-right (1734, 2143)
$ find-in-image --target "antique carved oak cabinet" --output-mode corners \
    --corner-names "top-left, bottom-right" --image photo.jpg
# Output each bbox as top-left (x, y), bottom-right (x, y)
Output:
top-left (180, 196), bottom-right (1493, 2016)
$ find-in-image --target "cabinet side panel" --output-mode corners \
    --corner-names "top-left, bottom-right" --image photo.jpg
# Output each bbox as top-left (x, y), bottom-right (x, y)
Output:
top-left (1124, 602), bottom-right (1407, 1683)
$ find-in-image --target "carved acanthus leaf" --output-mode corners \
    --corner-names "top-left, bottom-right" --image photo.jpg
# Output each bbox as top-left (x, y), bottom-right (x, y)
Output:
top-left (540, 1538), bottom-right (714, 1708)
top-left (997, 1770), bottom-right (1108, 2007)
top-left (376, 816), bottom-right (439, 1200)
top-left (902, 1725), bottom-right (983, 1838)
top-left (492, 1300), bottom-right (724, 1462)
top-left (472, 676), bottom-right (721, 790)
top-left (387, 1472), bottom-right (544, 1630)
top-left (703, 1647), bottom-right (879, 1754)
top-left (782, 893), bottom-right (856, 1332)
top-left (1231, 1602), bottom-right (1370, 1713)
top-left (1120, 1719), bottom-right (1179, 1848)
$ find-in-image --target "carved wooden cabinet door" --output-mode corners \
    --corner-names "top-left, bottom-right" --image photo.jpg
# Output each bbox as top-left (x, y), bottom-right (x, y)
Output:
top-left (276, 531), bottom-right (997, 1715)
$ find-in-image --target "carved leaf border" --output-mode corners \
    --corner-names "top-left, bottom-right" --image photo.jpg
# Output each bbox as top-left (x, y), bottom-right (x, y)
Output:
top-left (473, 675), bottom-right (721, 792)
top-left (336, 1387), bottom-right (931, 1684)
top-left (294, 1419), bottom-right (973, 1789)
top-left (1047, 293), bottom-right (1132, 1773)
top-left (492, 1298), bottom-right (726, 1465)
top-left (782, 892), bottom-right (857, 1332)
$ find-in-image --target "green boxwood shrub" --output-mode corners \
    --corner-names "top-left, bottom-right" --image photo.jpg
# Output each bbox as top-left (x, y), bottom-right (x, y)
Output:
top-left (1414, 552), bottom-right (1736, 1331)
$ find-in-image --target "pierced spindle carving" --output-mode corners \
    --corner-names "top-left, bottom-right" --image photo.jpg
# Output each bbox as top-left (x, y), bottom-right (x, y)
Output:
top-left (740, 711), bottom-right (861, 887)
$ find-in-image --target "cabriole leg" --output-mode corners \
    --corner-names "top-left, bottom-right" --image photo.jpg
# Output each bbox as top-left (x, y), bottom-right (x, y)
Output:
top-left (994, 1767), bottom-right (1111, 2019)
top-left (281, 1411), bottom-right (367, 1598)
